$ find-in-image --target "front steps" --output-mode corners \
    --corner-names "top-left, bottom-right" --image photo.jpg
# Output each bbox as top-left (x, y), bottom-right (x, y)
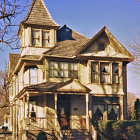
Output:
top-left (62, 129), bottom-right (92, 140)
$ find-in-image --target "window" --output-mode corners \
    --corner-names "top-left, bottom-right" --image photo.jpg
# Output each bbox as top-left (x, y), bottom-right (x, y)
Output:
top-left (29, 100), bottom-right (37, 118)
top-left (91, 62), bottom-right (99, 83)
top-left (32, 29), bottom-right (40, 46)
top-left (69, 63), bottom-right (78, 78)
top-left (49, 61), bottom-right (78, 79)
top-left (30, 67), bottom-right (38, 85)
top-left (99, 43), bottom-right (105, 51)
top-left (93, 105), bottom-right (105, 120)
top-left (108, 104), bottom-right (120, 120)
top-left (112, 63), bottom-right (119, 84)
top-left (32, 29), bottom-right (50, 47)
top-left (24, 66), bottom-right (38, 85)
top-left (91, 62), bottom-right (120, 84)
top-left (42, 31), bottom-right (50, 46)
top-left (100, 62), bottom-right (110, 84)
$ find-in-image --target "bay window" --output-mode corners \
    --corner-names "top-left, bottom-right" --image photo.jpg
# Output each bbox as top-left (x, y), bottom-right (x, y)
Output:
top-left (24, 66), bottom-right (38, 85)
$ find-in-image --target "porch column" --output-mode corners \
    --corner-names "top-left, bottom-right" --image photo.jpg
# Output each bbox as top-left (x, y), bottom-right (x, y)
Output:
top-left (54, 93), bottom-right (57, 128)
top-left (86, 93), bottom-right (89, 130)
top-left (23, 96), bottom-right (25, 118)
top-left (26, 93), bottom-right (29, 117)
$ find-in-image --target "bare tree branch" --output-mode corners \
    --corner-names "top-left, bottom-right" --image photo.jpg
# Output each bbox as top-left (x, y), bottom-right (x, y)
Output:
top-left (0, 0), bottom-right (30, 49)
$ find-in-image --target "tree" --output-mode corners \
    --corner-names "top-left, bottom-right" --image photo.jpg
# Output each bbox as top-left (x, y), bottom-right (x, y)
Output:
top-left (132, 98), bottom-right (140, 120)
top-left (0, 62), bottom-right (8, 107)
top-left (0, 0), bottom-right (29, 49)
top-left (129, 40), bottom-right (140, 74)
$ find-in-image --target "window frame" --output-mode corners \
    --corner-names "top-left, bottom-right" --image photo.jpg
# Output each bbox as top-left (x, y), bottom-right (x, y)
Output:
top-left (91, 61), bottom-right (120, 84)
top-left (92, 104), bottom-right (105, 120)
top-left (112, 63), bottom-right (119, 84)
top-left (107, 104), bottom-right (120, 120)
top-left (32, 29), bottom-right (50, 47)
top-left (32, 29), bottom-right (40, 46)
top-left (42, 30), bottom-right (50, 47)
top-left (49, 61), bottom-right (78, 79)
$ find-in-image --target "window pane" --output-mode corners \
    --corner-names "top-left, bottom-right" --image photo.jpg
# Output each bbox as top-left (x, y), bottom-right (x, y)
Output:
top-left (92, 62), bottom-right (98, 73)
top-left (42, 31), bottom-right (50, 46)
top-left (108, 105), bottom-right (120, 120)
top-left (73, 63), bottom-right (78, 70)
top-left (93, 105), bottom-right (105, 120)
top-left (100, 63), bottom-right (110, 73)
top-left (43, 40), bottom-right (49, 46)
top-left (54, 70), bottom-right (58, 77)
top-left (112, 63), bottom-right (118, 73)
top-left (32, 30), bottom-right (40, 46)
top-left (30, 67), bottom-right (37, 84)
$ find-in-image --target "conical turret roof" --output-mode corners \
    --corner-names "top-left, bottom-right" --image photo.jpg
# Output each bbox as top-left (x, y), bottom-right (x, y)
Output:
top-left (21, 0), bottom-right (59, 28)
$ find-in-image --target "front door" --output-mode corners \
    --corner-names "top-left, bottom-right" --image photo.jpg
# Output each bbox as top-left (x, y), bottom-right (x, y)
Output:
top-left (57, 95), bottom-right (70, 129)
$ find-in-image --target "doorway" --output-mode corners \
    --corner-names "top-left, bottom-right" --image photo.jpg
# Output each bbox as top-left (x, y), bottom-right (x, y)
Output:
top-left (57, 95), bottom-right (70, 129)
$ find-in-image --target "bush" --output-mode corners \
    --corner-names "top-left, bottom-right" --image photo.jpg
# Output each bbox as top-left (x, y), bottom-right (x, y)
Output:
top-left (36, 131), bottom-right (47, 140)
top-left (96, 120), bottom-right (140, 140)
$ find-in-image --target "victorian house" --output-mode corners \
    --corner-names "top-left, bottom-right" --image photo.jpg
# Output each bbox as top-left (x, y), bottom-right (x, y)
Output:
top-left (6, 0), bottom-right (133, 139)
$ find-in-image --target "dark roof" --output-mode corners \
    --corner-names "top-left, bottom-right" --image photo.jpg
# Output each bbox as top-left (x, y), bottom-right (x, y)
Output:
top-left (15, 79), bottom-right (91, 99)
top-left (44, 25), bottom-right (89, 57)
top-left (8, 53), bottom-right (20, 77)
top-left (21, 0), bottom-right (59, 27)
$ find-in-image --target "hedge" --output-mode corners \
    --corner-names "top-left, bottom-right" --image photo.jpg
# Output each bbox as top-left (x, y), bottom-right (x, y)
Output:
top-left (36, 131), bottom-right (47, 140)
top-left (96, 120), bottom-right (140, 140)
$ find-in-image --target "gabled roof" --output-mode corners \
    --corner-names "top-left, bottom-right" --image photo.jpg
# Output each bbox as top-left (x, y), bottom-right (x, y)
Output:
top-left (16, 79), bottom-right (91, 98)
top-left (44, 25), bottom-right (89, 57)
top-left (76, 26), bottom-right (134, 61)
top-left (8, 53), bottom-right (20, 77)
top-left (21, 0), bottom-right (59, 28)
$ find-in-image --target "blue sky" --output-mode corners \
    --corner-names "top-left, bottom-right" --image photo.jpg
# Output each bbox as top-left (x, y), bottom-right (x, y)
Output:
top-left (0, 0), bottom-right (140, 97)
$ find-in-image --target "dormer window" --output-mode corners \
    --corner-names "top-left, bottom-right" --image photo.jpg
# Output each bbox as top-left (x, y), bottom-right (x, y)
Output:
top-left (32, 29), bottom-right (40, 46)
top-left (32, 29), bottom-right (50, 47)
top-left (99, 43), bottom-right (105, 51)
top-left (42, 31), bottom-right (50, 46)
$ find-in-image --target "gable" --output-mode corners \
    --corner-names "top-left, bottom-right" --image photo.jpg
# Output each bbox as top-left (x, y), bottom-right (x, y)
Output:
top-left (56, 79), bottom-right (90, 93)
top-left (79, 27), bottom-right (134, 61)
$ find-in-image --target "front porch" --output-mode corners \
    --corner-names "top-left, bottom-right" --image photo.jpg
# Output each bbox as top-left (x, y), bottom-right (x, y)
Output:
top-left (16, 79), bottom-right (91, 139)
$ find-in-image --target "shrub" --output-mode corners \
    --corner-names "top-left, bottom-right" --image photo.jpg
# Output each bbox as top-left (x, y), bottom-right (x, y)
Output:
top-left (96, 120), bottom-right (140, 140)
top-left (36, 131), bottom-right (47, 140)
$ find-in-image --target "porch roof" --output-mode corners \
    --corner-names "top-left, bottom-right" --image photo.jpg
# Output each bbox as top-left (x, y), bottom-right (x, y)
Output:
top-left (17, 79), bottom-right (91, 98)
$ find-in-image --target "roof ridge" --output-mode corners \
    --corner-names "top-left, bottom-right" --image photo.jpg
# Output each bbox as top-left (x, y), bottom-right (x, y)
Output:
top-left (40, 0), bottom-right (59, 26)
top-left (72, 30), bottom-right (89, 40)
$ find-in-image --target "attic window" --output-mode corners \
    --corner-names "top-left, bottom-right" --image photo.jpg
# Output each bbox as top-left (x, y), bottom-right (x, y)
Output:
top-left (99, 43), bottom-right (105, 51)
top-left (32, 29), bottom-right (40, 46)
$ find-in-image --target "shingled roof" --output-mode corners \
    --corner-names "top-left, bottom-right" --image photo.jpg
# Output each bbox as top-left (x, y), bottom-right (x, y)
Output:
top-left (21, 0), bottom-right (59, 27)
top-left (44, 25), bottom-right (89, 57)
top-left (8, 54), bottom-right (20, 77)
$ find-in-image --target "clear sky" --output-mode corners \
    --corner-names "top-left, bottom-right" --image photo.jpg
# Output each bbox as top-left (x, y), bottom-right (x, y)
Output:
top-left (0, 0), bottom-right (140, 97)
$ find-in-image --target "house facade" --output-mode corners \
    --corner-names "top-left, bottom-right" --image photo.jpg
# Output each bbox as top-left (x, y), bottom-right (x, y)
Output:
top-left (6, 0), bottom-right (133, 139)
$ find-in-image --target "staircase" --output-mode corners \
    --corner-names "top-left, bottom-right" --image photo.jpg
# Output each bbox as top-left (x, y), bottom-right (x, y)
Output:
top-left (62, 129), bottom-right (91, 140)
top-left (26, 130), bottom-right (58, 140)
